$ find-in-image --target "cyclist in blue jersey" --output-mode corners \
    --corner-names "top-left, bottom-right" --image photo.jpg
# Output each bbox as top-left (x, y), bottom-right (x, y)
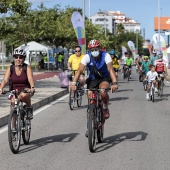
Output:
top-left (70, 39), bottom-right (118, 120)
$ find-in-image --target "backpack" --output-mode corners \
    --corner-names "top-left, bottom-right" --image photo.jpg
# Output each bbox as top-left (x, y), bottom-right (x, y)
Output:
top-left (9, 64), bottom-right (27, 91)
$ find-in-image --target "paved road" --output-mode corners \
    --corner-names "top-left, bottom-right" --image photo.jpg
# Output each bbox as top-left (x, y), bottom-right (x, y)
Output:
top-left (0, 69), bottom-right (170, 170)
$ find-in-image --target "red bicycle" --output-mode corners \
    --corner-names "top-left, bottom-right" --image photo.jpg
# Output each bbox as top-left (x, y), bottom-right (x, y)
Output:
top-left (86, 88), bottom-right (110, 152)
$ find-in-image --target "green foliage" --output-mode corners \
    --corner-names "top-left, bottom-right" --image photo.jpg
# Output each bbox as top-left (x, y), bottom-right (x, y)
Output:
top-left (0, 3), bottom-right (145, 56)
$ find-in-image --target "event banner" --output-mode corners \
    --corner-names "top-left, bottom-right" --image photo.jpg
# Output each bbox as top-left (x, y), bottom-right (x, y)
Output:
top-left (127, 41), bottom-right (137, 59)
top-left (122, 46), bottom-right (127, 57)
top-left (71, 11), bottom-right (86, 54)
top-left (152, 33), bottom-right (168, 66)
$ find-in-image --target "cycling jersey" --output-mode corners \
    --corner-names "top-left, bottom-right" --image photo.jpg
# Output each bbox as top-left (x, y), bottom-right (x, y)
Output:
top-left (81, 51), bottom-right (112, 79)
top-left (125, 57), bottom-right (133, 66)
top-left (155, 59), bottom-right (166, 73)
top-left (142, 60), bottom-right (151, 74)
top-left (112, 57), bottom-right (120, 69)
top-left (150, 55), bottom-right (158, 65)
top-left (68, 54), bottom-right (84, 70)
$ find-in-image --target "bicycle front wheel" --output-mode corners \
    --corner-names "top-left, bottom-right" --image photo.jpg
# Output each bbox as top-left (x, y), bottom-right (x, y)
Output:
top-left (97, 109), bottom-right (104, 143)
top-left (77, 91), bottom-right (82, 107)
top-left (22, 110), bottom-right (31, 145)
top-left (8, 109), bottom-right (21, 154)
top-left (160, 81), bottom-right (164, 97)
top-left (152, 87), bottom-right (154, 102)
top-left (88, 104), bottom-right (96, 152)
top-left (69, 89), bottom-right (75, 110)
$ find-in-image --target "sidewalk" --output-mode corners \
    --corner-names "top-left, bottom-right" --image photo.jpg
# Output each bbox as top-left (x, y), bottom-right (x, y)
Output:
top-left (0, 70), bottom-right (68, 127)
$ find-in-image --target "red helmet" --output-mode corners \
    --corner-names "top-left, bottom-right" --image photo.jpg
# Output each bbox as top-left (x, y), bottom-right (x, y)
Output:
top-left (88, 39), bottom-right (100, 49)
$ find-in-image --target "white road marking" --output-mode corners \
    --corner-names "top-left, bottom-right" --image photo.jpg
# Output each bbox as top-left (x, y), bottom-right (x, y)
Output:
top-left (0, 94), bottom-right (69, 134)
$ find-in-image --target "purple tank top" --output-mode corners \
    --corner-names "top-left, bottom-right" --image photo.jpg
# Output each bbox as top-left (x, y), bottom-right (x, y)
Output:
top-left (11, 66), bottom-right (30, 91)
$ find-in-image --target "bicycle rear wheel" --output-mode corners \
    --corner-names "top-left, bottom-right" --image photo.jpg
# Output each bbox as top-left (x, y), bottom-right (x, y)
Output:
top-left (160, 81), bottom-right (164, 97)
top-left (22, 110), bottom-right (31, 144)
top-left (8, 109), bottom-right (21, 154)
top-left (69, 89), bottom-right (75, 110)
top-left (88, 104), bottom-right (96, 152)
top-left (77, 90), bottom-right (82, 107)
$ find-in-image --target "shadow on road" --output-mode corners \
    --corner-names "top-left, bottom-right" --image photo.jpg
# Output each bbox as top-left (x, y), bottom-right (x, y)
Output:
top-left (96, 131), bottom-right (148, 153)
top-left (109, 97), bottom-right (129, 101)
top-left (19, 133), bottom-right (79, 154)
top-left (116, 89), bottom-right (133, 92)
top-left (154, 98), bottom-right (168, 102)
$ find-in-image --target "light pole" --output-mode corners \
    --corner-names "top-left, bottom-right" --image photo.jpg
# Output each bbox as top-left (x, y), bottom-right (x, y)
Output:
top-left (88, 0), bottom-right (90, 22)
top-left (83, 0), bottom-right (85, 25)
top-left (158, 0), bottom-right (161, 52)
top-left (135, 26), bottom-right (139, 55)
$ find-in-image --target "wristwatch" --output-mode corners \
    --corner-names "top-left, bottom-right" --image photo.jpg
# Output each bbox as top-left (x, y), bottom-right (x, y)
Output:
top-left (112, 82), bottom-right (118, 85)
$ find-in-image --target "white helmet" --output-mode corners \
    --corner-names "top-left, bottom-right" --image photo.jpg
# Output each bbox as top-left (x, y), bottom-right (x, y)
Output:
top-left (13, 49), bottom-right (26, 58)
top-left (152, 50), bottom-right (157, 54)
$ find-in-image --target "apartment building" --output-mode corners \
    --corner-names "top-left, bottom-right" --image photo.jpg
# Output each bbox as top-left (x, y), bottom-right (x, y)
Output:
top-left (90, 10), bottom-right (141, 34)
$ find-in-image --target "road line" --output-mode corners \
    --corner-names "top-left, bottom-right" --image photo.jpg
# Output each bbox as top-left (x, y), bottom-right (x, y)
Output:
top-left (0, 94), bottom-right (69, 134)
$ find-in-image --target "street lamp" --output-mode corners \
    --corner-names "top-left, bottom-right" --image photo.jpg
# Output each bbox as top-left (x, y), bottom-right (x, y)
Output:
top-left (158, 0), bottom-right (161, 52)
top-left (88, 0), bottom-right (90, 22)
top-left (82, 0), bottom-right (85, 24)
top-left (135, 26), bottom-right (140, 55)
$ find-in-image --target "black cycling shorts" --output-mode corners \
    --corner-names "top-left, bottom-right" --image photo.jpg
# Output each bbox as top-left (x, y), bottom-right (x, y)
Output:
top-left (114, 68), bottom-right (119, 72)
top-left (86, 77), bottom-right (111, 89)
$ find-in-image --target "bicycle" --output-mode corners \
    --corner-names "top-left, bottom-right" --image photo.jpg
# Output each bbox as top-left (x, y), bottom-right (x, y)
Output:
top-left (3, 89), bottom-right (32, 154)
top-left (149, 81), bottom-right (155, 102)
top-left (123, 65), bottom-right (130, 81)
top-left (68, 70), bottom-right (83, 110)
top-left (157, 73), bottom-right (164, 97)
top-left (86, 88), bottom-right (110, 152)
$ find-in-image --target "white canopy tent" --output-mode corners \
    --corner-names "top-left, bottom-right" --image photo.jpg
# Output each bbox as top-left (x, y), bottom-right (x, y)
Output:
top-left (15, 41), bottom-right (52, 69)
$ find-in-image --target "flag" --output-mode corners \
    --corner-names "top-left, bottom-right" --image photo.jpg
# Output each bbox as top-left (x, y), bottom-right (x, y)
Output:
top-left (71, 11), bottom-right (86, 54)
top-left (153, 33), bottom-right (168, 67)
top-left (127, 41), bottom-right (137, 59)
top-left (122, 46), bottom-right (127, 57)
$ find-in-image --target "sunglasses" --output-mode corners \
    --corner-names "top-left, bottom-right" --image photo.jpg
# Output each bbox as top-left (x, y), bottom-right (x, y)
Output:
top-left (90, 48), bottom-right (98, 52)
top-left (14, 56), bottom-right (23, 59)
top-left (75, 50), bottom-right (81, 52)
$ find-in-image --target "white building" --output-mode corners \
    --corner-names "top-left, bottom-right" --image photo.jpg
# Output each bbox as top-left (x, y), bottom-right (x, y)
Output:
top-left (90, 10), bottom-right (141, 34)
top-left (90, 11), bottom-right (115, 34)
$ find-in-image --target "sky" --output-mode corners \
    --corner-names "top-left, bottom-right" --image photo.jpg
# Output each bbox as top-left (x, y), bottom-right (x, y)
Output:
top-left (28, 0), bottom-right (170, 43)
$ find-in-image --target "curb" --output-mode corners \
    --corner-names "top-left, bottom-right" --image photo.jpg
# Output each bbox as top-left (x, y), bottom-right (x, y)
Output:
top-left (0, 88), bottom-right (68, 128)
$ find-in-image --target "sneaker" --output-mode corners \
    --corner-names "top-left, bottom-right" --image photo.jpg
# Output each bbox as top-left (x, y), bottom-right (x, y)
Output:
top-left (12, 128), bottom-right (17, 141)
top-left (146, 93), bottom-right (150, 100)
top-left (27, 107), bottom-right (33, 119)
top-left (103, 108), bottom-right (110, 119)
top-left (130, 75), bottom-right (132, 79)
top-left (85, 130), bottom-right (88, 138)
top-left (155, 88), bottom-right (158, 93)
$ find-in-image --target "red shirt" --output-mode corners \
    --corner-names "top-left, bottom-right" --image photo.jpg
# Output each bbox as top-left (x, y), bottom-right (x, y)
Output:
top-left (155, 59), bottom-right (165, 73)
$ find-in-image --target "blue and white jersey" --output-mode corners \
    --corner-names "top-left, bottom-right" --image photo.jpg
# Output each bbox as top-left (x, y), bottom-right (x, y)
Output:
top-left (81, 51), bottom-right (112, 79)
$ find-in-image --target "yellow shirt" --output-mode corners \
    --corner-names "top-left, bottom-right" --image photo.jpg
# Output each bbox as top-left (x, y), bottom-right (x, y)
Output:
top-left (112, 58), bottom-right (120, 69)
top-left (68, 54), bottom-right (84, 70)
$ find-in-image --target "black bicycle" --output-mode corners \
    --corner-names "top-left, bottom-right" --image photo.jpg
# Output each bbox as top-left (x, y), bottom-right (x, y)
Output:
top-left (68, 70), bottom-right (83, 110)
top-left (124, 65), bottom-right (130, 81)
top-left (149, 81), bottom-right (155, 102)
top-left (4, 90), bottom-right (32, 154)
top-left (158, 73), bottom-right (164, 97)
top-left (86, 88), bottom-right (110, 152)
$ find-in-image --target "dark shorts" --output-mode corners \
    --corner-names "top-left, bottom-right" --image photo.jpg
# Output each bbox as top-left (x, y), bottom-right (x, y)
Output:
top-left (114, 68), bottom-right (119, 72)
top-left (86, 77), bottom-right (111, 89)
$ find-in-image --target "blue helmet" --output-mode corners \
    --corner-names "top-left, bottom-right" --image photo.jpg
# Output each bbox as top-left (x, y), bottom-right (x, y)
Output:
top-left (109, 50), bottom-right (115, 55)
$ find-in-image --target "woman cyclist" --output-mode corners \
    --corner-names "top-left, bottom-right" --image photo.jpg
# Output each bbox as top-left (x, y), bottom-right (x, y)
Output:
top-left (0, 49), bottom-right (35, 119)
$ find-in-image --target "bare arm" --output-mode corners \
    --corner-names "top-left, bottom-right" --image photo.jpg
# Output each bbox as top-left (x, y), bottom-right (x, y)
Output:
top-left (72, 63), bottom-right (86, 83)
top-left (27, 65), bottom-right (34, 88)
top-left (107, 62), bottom-right (117, 83)
top-left (67, 62), bottom-right (71, 70)
top-left (0, 66), bottom-right (11, 90)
